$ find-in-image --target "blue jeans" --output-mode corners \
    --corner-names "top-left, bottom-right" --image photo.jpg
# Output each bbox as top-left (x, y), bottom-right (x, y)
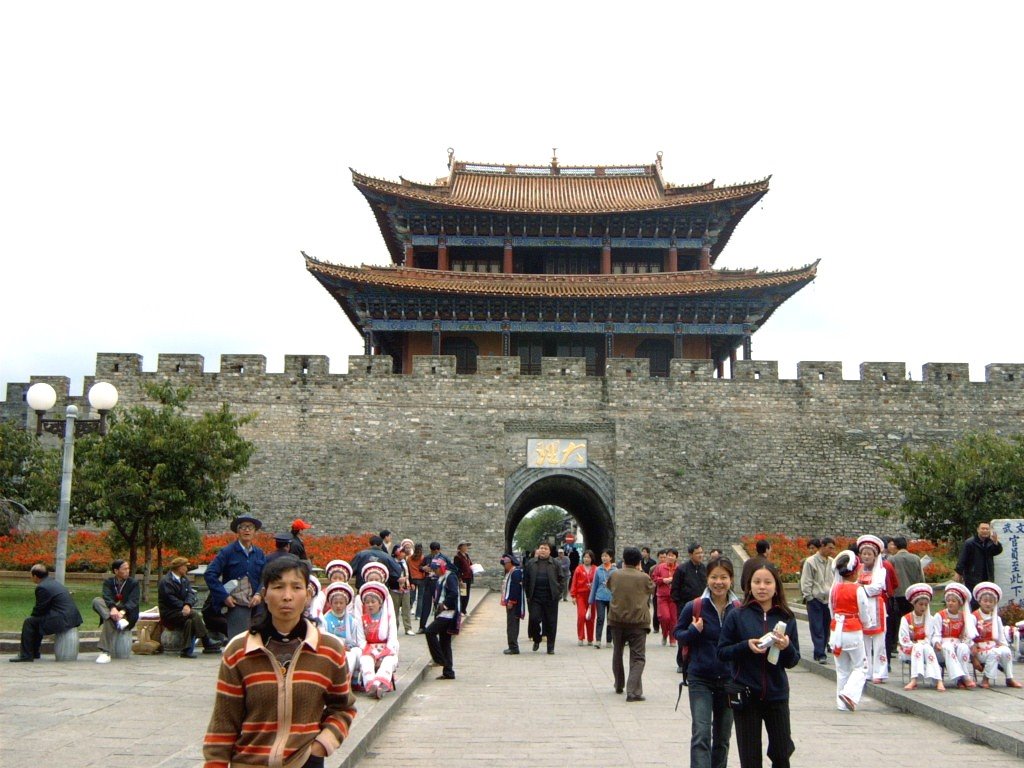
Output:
top-left (807, 598), bottom-right (831, 660)
top-left (688, 677), bottom-right (733, 768)
top-left (594, 600), bottom-right (611, 643)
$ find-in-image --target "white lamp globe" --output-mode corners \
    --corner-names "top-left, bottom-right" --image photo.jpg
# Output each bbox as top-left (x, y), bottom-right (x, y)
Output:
top-left (88, 382), bottom-right (119, 411)
top-left (26, 382), bottom-right (57, 412)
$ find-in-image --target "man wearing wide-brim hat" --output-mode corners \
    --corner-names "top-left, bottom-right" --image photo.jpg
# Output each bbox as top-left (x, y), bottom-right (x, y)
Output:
top-left (204, 515), bottom-right (267, 639)
top-left (159, 556), bottom-right (223, 657)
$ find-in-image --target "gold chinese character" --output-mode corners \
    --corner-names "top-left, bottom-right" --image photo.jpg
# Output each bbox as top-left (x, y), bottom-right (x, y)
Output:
top-left (560, 442), bottom-right (586, 465)
top-left (534, 441), bottom-right (561, 466)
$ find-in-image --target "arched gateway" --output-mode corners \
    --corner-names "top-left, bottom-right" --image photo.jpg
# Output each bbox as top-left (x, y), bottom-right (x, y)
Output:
top-left (504, 463), bottom-right (615, 555)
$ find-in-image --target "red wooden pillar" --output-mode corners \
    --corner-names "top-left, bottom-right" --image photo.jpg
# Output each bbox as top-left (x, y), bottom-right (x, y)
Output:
top-left (503, 240), bottom-right (513, 273)
top-left (601, 242), bottom-right (612, 274)
top-left (699, 245), bottom-right (711, 271)
top-left (665, 245), bottom-right (678, 272)
top-left (437, 238), bottom-right (449, 271)
top-left (404, 243), bottom-right (415, 268)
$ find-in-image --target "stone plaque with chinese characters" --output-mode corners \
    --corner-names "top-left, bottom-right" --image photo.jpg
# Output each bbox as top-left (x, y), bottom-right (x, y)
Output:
top-left (992, 518), bottom-right (1024, 605)
top-left (527, 439), bottom-right (588, 469)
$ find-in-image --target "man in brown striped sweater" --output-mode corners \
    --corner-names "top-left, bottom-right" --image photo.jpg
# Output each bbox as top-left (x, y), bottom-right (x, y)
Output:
top-left (203, 556), bottom-right (357, 768)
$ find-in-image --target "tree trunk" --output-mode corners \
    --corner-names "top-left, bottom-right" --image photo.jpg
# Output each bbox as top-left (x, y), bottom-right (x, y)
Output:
top-left (141, 519), bottom-right (152, 604)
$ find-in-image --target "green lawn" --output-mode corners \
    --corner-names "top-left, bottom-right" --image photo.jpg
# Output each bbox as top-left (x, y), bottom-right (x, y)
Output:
top-left (0, 578), bottom-right (103, 632)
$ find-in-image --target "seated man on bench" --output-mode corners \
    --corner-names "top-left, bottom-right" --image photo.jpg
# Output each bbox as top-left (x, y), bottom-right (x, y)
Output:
top-left (10, 563), bottom-right (83, 663)
top-left (92, 559), bottom-right (140, 664)
top-left (158, 557), bottom-right (224, 658)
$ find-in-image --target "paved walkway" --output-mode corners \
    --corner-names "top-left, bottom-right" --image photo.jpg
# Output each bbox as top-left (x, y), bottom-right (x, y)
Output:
top-left (2, 593), bottom-right (1022, 767)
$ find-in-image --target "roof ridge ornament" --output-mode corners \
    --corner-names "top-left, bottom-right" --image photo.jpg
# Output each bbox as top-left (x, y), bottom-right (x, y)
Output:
top-left (447, 147), bottom-right (455, 170)
top-left (551, 147), bottom-right (558, 169)
top-left (656, 150), bottom-right (663, 169)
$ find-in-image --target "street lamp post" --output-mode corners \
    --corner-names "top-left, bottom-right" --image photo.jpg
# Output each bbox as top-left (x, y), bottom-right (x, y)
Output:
top-left (26, 381), bottom-right (118, 584)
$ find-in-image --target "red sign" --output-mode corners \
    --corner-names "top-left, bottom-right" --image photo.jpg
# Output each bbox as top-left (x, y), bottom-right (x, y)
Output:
top-left (564, 533), bottom-right (575, 543)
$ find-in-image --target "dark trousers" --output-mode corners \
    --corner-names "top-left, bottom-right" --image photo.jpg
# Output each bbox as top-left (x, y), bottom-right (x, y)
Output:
top-left (806, 599), bottom-right (831, 660)
top-left (425, 616), bottom-right (455, 677)
top-left (418, 579), bottom-right (436, 631)
top-left (527, 597), bottom-right (559, 650)
top-left (610, 625), bottom-right (647, 697)
top-left (163, 609), bottom-right (211, 648)
top-left (652, 592), bottom-right (660, 632)
top-left (733, 699), bottom-right (793, 768)
top-left (459, 583), bottom-right (471, 614)
top-left (19, 615), bottom-right (67, 658)
top-left (506, 608), bottom-right (521, 652)
top-left (885, 597), bottom-right (903, 661)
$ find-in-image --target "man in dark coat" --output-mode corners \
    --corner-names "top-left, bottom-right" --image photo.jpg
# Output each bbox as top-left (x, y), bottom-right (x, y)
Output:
top-left (204, 514), bottom-right (267, 639)
top-left (11, 563), bottom-right (83, 662)
top-left (956, 521), bottom-right (1003, 609)
top-left (159, 556), bottom-right (223, 657)
top-left (351, 535), bottom-right (402, 588)
top-left (91, 559), bottom-right (140, 663)
top-left (523, 542), bottom-right (566, 654)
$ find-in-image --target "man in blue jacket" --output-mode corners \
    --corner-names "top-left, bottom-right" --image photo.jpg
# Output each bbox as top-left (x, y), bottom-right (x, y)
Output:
top-left (11, 563), bottom-right (83, 662)
top-left (204, 515), bottom-right (266, 639)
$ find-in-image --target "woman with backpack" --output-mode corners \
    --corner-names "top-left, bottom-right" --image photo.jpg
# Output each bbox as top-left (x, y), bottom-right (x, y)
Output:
top-left (675, 556), bottom-right (741, 768)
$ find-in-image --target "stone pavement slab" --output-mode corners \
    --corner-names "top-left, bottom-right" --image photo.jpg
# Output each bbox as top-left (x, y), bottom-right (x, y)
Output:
top-left (2, 592), bottom-right (1022, 767)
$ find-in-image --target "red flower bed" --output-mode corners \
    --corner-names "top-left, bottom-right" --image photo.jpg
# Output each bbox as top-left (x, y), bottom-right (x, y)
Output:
top-left (0, 530), bottom-right (373, 573)
top-left (739, 533), bottom-right (955, 583)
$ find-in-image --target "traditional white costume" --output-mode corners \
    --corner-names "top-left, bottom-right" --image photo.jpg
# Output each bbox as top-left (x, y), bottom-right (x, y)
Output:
top-left (322, 581), bottom-right (364, 675)
top-left (930, 582), bottom-right (977, 686)
top-left (897, 583), bottom-right (942, 687)
top-left (972, 582), bottom-right (1019, 687)
top-left (856, 535), bottom-right (889, 682)
top-left (829, 551), bottom-right (870, 711)
top-left (357, 581), bottom-right (400, 697)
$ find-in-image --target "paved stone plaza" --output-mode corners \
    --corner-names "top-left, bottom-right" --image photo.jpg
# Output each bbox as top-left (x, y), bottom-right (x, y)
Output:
top-left (2, 594), bottom-right (1022, 767)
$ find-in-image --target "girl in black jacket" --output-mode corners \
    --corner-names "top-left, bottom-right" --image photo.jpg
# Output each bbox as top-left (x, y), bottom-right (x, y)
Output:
top-left (718, 560), bottom-right (799, 768)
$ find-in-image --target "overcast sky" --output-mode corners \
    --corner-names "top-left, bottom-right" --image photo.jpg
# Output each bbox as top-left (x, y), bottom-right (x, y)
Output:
top-left (3, 3), bottom-right (1022, 399)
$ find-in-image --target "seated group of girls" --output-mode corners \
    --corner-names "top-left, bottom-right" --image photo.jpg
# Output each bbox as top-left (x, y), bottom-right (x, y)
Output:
top-left (318, 559), bottom-right (400, 699)
top-left (898, 579), bottom-right (1021, 692)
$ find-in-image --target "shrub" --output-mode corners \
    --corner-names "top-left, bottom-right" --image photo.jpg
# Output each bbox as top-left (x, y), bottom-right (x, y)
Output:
top-left (0, 529), bottom-right (374, 573)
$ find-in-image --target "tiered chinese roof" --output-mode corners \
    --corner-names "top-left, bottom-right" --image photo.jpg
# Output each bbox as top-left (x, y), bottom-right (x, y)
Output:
top-left (305, 258), bottom-right (817, 300)
top-left (352, 154), bottom-right (770, 265)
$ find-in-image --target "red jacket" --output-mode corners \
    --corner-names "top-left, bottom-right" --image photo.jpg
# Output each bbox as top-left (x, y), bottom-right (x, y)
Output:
top-left (570, 565), bottom-right (596, 598)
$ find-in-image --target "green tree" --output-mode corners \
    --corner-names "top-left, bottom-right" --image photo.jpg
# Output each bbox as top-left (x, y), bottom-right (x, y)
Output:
top-left (0, 420), bottom-right (60, 531)
top-left (882, 432), bottom-right (1024, 543)
top-left (513, 505), bottom-right (568, 553)
top-left (72, 382), bottom-right (255, 595)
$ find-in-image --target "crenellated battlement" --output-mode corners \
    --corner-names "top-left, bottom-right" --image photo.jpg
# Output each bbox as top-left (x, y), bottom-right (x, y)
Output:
top-left (4, 354), bottom-right (1024, 407)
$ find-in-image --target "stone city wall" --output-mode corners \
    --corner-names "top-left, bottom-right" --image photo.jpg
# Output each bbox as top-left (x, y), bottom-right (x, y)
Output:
top-left (5, 353), bottom-right (1024, 577)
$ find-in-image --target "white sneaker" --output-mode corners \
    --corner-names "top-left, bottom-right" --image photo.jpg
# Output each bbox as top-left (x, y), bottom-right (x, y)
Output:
top-left (115, 619), bottom-right (129, 631)
top-left (405, 630), bottom-right (417, 636)
top-left (95, 653), bottom-right (111, 664)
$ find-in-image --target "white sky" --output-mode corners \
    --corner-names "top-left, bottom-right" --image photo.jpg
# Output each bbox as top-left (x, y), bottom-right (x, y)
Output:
top-left (3, 3), bottom-right (1022, 398)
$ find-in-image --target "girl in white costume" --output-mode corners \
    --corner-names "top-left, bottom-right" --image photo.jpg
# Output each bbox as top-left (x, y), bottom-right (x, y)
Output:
top-left (971, 581), bottom-right (1023, 689)
top-left (306, 573), bottom-right (326, 627)
top-left (898, 583), bottom-right (944, 691)
top-left (357, 581), bottom-right (400, 698)
top-left (930, 582), bottom-right (977, 688)
top-left (855, 535), bottom-right (890, 683)
top-left (322, 581), bottom-right (364, 675)
top-left (828, 550), bottom-right (871, 711)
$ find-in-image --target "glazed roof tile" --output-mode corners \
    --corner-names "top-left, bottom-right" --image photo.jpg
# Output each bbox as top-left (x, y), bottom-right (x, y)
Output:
top-left (351, 161), bottom-right (769, 215)
top-left (305, 256), bottom-right (817, 299)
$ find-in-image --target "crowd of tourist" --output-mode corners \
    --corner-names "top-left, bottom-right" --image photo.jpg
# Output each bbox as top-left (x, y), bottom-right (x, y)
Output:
top-left (7, 517), bottom-right (1019, 768)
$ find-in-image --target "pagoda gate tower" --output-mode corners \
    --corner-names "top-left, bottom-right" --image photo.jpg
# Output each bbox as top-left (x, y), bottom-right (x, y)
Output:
top-left (307, 150), bottom-right (817, 377)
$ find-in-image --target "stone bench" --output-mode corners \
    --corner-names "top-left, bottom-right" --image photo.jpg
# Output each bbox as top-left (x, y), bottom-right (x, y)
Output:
top-left (54, 627), bottom-right (79, 661)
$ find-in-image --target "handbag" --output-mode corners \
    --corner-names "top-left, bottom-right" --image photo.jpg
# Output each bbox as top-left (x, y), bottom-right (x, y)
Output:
top-left (724, 678), bottom-right (752, 711)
